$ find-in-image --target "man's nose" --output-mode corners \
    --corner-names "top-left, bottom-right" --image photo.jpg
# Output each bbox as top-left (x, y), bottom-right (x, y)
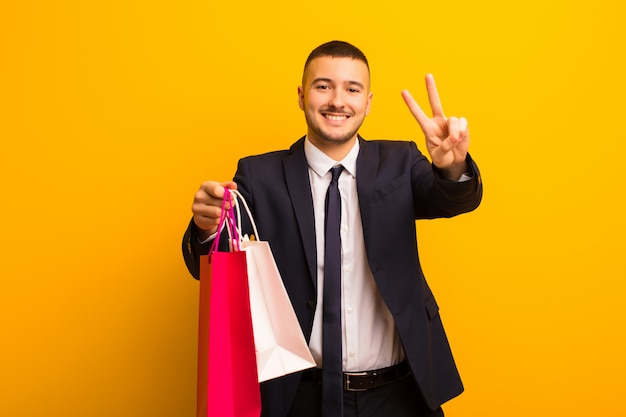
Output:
top-left (327, 89), bottom-right (345, 109)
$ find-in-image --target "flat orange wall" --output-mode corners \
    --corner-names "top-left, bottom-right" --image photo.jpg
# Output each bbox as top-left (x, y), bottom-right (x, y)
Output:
top-left (2, 1), bottom-right (625, 416)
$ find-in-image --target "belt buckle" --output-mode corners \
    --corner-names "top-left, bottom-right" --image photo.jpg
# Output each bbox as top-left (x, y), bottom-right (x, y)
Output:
top-left (343, 371), bottom-right (372, 392)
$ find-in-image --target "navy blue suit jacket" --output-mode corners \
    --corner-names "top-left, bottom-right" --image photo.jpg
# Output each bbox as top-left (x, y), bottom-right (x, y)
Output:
top-left (183, 136), bottom-right (483, 416)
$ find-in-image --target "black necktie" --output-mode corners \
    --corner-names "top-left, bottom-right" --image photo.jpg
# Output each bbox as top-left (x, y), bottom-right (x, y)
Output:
top-left (322, 165), bottom-right (344, 417)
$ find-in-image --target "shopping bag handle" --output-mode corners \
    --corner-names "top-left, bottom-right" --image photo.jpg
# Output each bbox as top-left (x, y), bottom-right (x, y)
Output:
top-left (230, 189), bottom-right (261, 242)
top-left (209, 188), bottom-right (241, 254)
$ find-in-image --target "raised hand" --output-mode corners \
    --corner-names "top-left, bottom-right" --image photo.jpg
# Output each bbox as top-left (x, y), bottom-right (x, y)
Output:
top-left (401, 74), bottom-right (469, 179)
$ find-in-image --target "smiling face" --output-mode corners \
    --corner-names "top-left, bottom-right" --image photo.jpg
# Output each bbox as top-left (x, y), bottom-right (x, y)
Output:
top-left (298, 56), bottom-right (373, 157)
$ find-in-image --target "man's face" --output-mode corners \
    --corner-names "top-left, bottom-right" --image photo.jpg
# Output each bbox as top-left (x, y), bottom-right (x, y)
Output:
top-left (298, 56), bottom-right (372, 149)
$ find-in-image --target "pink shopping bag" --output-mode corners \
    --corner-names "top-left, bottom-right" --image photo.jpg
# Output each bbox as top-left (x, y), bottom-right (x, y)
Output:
top-left (196, 189), bottom-right (261, 417)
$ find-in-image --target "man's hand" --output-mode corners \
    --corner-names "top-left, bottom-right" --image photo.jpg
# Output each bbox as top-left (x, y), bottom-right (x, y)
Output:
top-left (401, 74), bottom-right (469, 180)
top-left (192, 181), bottom-right (237, 240)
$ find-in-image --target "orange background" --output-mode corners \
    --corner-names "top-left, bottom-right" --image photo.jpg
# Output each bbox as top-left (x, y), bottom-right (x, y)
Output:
top-left (2, 1), bottom-right (625, 415)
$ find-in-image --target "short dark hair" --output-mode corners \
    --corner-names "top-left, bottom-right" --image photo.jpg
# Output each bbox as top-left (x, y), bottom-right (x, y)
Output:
top-left (302, 41), bottom-right (369, 83)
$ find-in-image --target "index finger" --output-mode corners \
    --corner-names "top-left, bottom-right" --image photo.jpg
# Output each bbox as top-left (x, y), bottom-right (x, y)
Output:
top-left (401, 89), bottom-right (429, 127)
top-left (425, 74), bottom-right (445, 118)
top-left (200, 181), bottom-right (237, 200)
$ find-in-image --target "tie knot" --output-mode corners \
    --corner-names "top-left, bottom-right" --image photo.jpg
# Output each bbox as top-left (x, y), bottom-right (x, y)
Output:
top-left (329, 165), bottom-right (344, 184)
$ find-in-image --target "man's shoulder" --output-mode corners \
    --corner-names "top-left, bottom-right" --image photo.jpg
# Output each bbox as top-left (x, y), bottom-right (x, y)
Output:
top-left (362, 137), bottom-right (415, 147)
top-left (360, 137), bottom-right (419, 155)
top-left (240, 148), bottom-right (290, 162)
top-left (239, 137), bottom-right (305, 163)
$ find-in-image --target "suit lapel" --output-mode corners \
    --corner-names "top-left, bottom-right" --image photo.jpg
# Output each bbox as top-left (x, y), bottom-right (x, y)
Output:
top-left (356, 137), bottom-right (379, 233)
top-left (284, 137), bottom-right (318, 287)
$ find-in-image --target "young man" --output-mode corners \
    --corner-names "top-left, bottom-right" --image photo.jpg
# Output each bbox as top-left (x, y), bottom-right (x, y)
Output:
top-left (183, 40), bottom-right (482, 417)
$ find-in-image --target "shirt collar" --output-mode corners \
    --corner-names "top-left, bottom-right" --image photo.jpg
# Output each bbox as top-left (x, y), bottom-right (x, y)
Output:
top-left (304, 137), bottom-right (359, 179)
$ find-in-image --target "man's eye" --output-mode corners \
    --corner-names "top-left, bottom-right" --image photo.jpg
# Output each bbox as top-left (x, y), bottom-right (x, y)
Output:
top-left (348, 88), bottom-right (360, 93)
top-left (316, 85), bottom-right (330, 90)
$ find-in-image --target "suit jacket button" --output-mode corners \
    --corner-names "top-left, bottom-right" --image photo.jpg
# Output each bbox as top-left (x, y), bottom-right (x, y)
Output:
top-left (307, 301), bottom-right (315, 310)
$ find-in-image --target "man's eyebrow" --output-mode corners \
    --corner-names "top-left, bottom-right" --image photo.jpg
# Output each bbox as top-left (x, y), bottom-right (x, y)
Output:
top-left (346, 80), bottom-right (365, 89)
top-left (311, 77), bottom-right (333, 84)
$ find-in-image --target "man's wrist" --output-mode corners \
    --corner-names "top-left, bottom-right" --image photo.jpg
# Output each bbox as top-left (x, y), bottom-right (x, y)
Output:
top-left (435, 162), bottom-right (469, 181)
top-left (195, 224), bottom-right (217, 243)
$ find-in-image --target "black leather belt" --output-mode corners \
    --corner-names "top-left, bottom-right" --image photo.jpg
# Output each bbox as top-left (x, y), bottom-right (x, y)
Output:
top-left (302, 361), bottom-right (412, 392)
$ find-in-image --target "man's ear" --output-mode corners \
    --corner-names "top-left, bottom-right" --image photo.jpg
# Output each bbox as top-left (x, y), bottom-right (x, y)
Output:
top-left (297, 86), bottom-right (304, 111)
top-left (365, 92), bottom-right (373, 116)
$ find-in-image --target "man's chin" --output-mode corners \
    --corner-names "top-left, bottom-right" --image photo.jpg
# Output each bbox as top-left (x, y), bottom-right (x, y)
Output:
top-left (314, 128), bottom-right (359, 145)
top-left (322, 135), bottom-right (354, 144)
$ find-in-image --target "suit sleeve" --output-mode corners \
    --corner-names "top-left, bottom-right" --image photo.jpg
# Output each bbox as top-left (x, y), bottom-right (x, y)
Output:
top-left (182, 219), bottom-right (212, 279)
top-left (410, 142), bottom-right (483, 219)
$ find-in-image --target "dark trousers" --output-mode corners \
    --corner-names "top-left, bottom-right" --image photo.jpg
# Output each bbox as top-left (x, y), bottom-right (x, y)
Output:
top-left (286, 373), bottom-right (444, 417)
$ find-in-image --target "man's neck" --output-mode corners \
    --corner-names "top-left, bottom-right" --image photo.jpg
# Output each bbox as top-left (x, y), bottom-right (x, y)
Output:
top-left (307, 135), bottom-right (358, 162)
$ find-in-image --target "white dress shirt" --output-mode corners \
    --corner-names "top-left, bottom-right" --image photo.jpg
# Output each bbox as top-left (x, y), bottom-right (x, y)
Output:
top-left (304, 138), bottom-right (405, 372)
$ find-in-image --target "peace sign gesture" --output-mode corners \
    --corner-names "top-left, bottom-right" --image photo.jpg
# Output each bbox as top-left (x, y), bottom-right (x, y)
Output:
top-left (401, 74), bottom-right (469, 180)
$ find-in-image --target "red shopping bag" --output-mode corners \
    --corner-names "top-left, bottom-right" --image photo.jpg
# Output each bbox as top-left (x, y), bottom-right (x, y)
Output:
top-left (196, 189), bottom-right (261, 417)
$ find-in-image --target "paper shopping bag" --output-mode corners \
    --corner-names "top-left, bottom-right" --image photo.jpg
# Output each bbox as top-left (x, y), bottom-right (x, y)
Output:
top-left (229, 189), bottom-right (316, 382)
top-left (241, 239), bottom-right (317, 382)
top-left (196, 189), bottom-right (261, 417)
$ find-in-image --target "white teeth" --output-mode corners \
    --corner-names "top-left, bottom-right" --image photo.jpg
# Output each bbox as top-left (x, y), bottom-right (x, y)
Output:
top-left (325, 114), bottom-right (348, 121)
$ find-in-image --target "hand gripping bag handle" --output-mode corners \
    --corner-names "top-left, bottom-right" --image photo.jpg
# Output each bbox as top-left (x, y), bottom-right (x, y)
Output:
top-left (208, 188), bottom-right (241, 255)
